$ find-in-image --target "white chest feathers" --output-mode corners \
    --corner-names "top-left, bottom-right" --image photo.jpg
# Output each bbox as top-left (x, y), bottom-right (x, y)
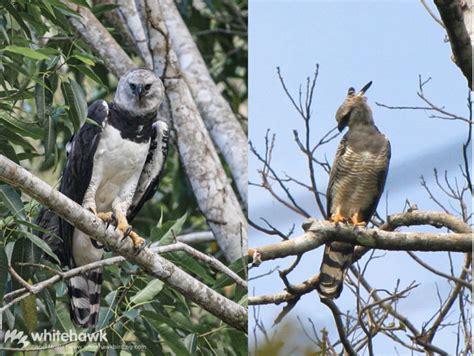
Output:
top-left (92, 124), bottom-right (150, 210)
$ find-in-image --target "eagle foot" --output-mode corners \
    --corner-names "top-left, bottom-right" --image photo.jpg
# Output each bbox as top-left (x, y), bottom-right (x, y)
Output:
top-left (116, 221), bottom-right (145, 249)
top-left (329, 212), bottom-right (348, 225)
top-left (350, 214), bottom-right (367, 228)
top-left (96, 212), bottom-right (117, 229)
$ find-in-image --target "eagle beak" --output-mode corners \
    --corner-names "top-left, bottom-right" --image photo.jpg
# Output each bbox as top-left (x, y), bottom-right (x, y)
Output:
top-left (134, 84), bottom-right (144, 99)
top-left (357, 81), bottom-right (373, 96)
top-left (337, 122), bottom-right (347, 132)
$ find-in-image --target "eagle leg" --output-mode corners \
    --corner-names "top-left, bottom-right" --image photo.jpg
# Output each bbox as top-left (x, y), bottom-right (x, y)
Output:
top-left (329, 210), bottom-right (347, 224)
top-left (96, 212), bottom-right (117, 229)
top-left (114, 211), bottom-right (145, 249)
top-left (350, 213), bottom-right (367, 227)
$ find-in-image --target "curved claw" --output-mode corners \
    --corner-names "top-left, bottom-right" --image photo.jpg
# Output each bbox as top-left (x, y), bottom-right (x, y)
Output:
top-left (121, 226), bottom-right (133, 240)
top-left (134, 240), bottom-right (147, 255)
top-left (91, 238), bottom-right (105, 250)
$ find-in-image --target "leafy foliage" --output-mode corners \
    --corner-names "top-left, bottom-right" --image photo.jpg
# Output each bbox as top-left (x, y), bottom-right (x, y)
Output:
top-left (0, 0), bottom-right (247, 354)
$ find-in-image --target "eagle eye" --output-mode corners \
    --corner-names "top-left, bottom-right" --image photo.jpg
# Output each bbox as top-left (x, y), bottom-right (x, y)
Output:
top-left (144, 83), bottom-right (152, 90)
top-left (130, 83), bottom-right (136, 90)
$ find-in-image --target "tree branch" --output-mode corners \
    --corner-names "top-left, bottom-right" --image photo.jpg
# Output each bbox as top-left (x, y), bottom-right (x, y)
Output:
top-left (0, 155), bottom-right (247, 332)
top-left (161, 0), bottom-right (248, 205)
top-left (62, 1), bottom-right (135, 77)
top-left (249, 212), bottom-right (472, 263)
top-left (434, 0), bottom-right (472, 89)
top-left (145, 0), bottom-right (248, 262)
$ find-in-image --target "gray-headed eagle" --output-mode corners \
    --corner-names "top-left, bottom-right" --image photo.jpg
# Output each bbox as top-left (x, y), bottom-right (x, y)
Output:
top-left (38, 68), bottom-right (169, 327)
top-left (316, 82), bottom-right (391, 299)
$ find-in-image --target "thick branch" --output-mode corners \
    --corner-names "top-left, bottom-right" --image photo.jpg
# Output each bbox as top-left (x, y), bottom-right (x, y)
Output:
top-left (161, 0), bottom-right (248, 205)
top-left (434, 0), bottom-right (472, 89)
top-left (249, 213), bottom-right (472, 263)
top-left (63, 1), bottom-right (134, 77)
top-left (146, 0), bottom-right (248, 262)
top-left (0, 155), bottom-right (247, 331)
top-left (95, 0), bottom-right (153, 68)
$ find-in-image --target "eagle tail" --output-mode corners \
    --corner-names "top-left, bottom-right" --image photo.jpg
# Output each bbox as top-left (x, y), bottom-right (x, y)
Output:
top-left (68, 268), bottom-right (103, 327)
top-left (316, 241), bottom-right (354, 299)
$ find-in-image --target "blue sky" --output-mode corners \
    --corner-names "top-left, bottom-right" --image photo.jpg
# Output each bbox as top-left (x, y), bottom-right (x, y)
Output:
top-left (248, 1), bottom-right (471, 354)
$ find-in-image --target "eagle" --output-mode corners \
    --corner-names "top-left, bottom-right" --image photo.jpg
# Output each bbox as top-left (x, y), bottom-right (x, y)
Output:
top-left (38, 68), bottom-right (169, 327)
top-left (316, 82), bottom-right (391, 299)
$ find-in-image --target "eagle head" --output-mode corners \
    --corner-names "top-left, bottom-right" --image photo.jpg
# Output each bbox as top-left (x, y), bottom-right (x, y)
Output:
top-left (335, 81), bottom-right (374, 131)
top-left (114, 69), bottom-right (165, 117)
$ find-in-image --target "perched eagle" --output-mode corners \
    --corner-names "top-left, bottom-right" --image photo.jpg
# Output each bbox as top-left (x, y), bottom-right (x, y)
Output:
top-left (316, 82), bottom-right (391, 299)
top-left (38, 68), bottom-right (169, 327)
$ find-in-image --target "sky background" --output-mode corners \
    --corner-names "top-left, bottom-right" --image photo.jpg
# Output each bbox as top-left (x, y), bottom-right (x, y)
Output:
top-left (248, 1), bottom-right (471, 354)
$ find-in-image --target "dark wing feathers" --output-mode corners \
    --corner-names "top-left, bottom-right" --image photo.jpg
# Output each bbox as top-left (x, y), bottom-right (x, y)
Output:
top-left (127, 121), bottom-right (169, 221)
top-left (59, 100), bottom-right (108, 267)
top-left (326, 134), bottom-right (348, 217)
top-left (359, 138), bottom-right (391, 222)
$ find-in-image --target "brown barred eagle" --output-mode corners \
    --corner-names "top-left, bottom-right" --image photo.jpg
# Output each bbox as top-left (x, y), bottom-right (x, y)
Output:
top-left (316, 82), bottom-right (391, 299)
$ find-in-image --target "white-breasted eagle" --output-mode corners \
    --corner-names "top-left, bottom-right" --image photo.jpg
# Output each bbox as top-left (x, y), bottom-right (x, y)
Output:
top-left (38, 68), bottom-right (169, 327)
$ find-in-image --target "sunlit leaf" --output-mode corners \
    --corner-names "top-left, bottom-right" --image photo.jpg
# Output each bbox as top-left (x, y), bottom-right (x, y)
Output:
top-left (3, 45), bottom-right (49, 60)
top-left (130, 279), bottom-right (164, 305)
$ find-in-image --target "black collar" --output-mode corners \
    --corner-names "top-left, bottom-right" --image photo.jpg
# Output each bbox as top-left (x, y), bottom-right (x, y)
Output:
top-left (108, 103), bottom-right (155, 143)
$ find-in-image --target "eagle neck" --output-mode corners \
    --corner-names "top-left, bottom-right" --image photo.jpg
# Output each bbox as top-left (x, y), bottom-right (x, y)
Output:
top-left (108, 103), bottom-right (155, 144)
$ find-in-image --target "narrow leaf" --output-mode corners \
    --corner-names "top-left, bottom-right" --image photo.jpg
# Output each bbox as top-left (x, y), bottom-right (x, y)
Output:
top-left (43, 114), bottom-right (56, 160)
top-left (0, 184), bottom-right (23, 216)
top-left (61, 80), bottom-right (87, 131)
top-left (0, 247), bottom-right (8, 301)
top-left (21, 232), bottom-right (60, 263)
top-left (3, 45), bottom-right (49, 60)
top-left (130, 279), bottom-right (164, 305)
top-left (71, 54), bottom-right (95, 66)
top-left (35, 83), bottom-right (46, 126)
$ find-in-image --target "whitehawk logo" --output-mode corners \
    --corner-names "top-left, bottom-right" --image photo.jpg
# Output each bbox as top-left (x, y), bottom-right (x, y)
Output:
top-left (4, 329), bottom-right (29, 348)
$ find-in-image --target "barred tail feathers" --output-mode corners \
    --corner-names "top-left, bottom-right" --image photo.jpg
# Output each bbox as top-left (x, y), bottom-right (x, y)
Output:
top-left (68, 268), bottom-right (103, 327)
top-left (316, 242), bottom-right (354, 299)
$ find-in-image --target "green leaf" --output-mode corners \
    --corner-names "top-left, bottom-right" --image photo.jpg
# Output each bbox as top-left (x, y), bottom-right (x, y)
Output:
top-left (56, 302), bottom-right (74, 332)
top-left (0, 1), bottom-right (31, 39)
top-left (61, 79), bottom-right (87, 132)
top-left (20, 294), bottom-right (38, 333)
top-left (183, 334), bottom-right (197, 354)
top-left (43, 112), bottom-right (56, 160)
top-left (74, 65), bottom-right (105, 87)
top-left (153, 213), bottom-right (187, 245)
top-left (3, 45), bottom-right (49, 60)
top-left (130, 279), bottom-right (164, 305)
top-left (71, 54), bottom-right (95, 66)
top-left (152, 323), bottom-right (190, 356)
top-left (213, 257), bottom-right (246, 289)
top-left (84, 118), bottom-right (102, 127)
top-left (21, 232), bottom-right (60, 264)
top-left (0, 247), bottom-right (9, 301)
top-left (0, 127), bottom-right (36, 151)
top-left (0, 113), bottom-right (43, 139)
top-left (35, 83), bottom-right (46, 126)
top-left (0, 184), bottom-right (24, 217)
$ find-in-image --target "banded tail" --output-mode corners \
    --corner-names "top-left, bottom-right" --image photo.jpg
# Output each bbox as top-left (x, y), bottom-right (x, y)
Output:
top-left (68, 268), bottom-right (103, 327)
top-left (316, 241), bottom-right (354, 299)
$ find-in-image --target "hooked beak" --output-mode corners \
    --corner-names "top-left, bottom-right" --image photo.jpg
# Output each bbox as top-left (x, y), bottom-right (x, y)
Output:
top-left (357, 81), bottom-right (373, 96)
top-left (133, 84), bottom-right (144, 99)
top-left (337, 121), bottom-right (347, 132)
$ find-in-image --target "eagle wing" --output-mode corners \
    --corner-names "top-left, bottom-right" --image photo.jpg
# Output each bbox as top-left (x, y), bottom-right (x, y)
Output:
top-left (360, 138), bottom-right (391, 222)
top-left (59, 100), bottom-right (108, 267)
top-left (326, 134), bottom-right (348, 217)
top-left (127, 120), bottom-right (169, 221)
